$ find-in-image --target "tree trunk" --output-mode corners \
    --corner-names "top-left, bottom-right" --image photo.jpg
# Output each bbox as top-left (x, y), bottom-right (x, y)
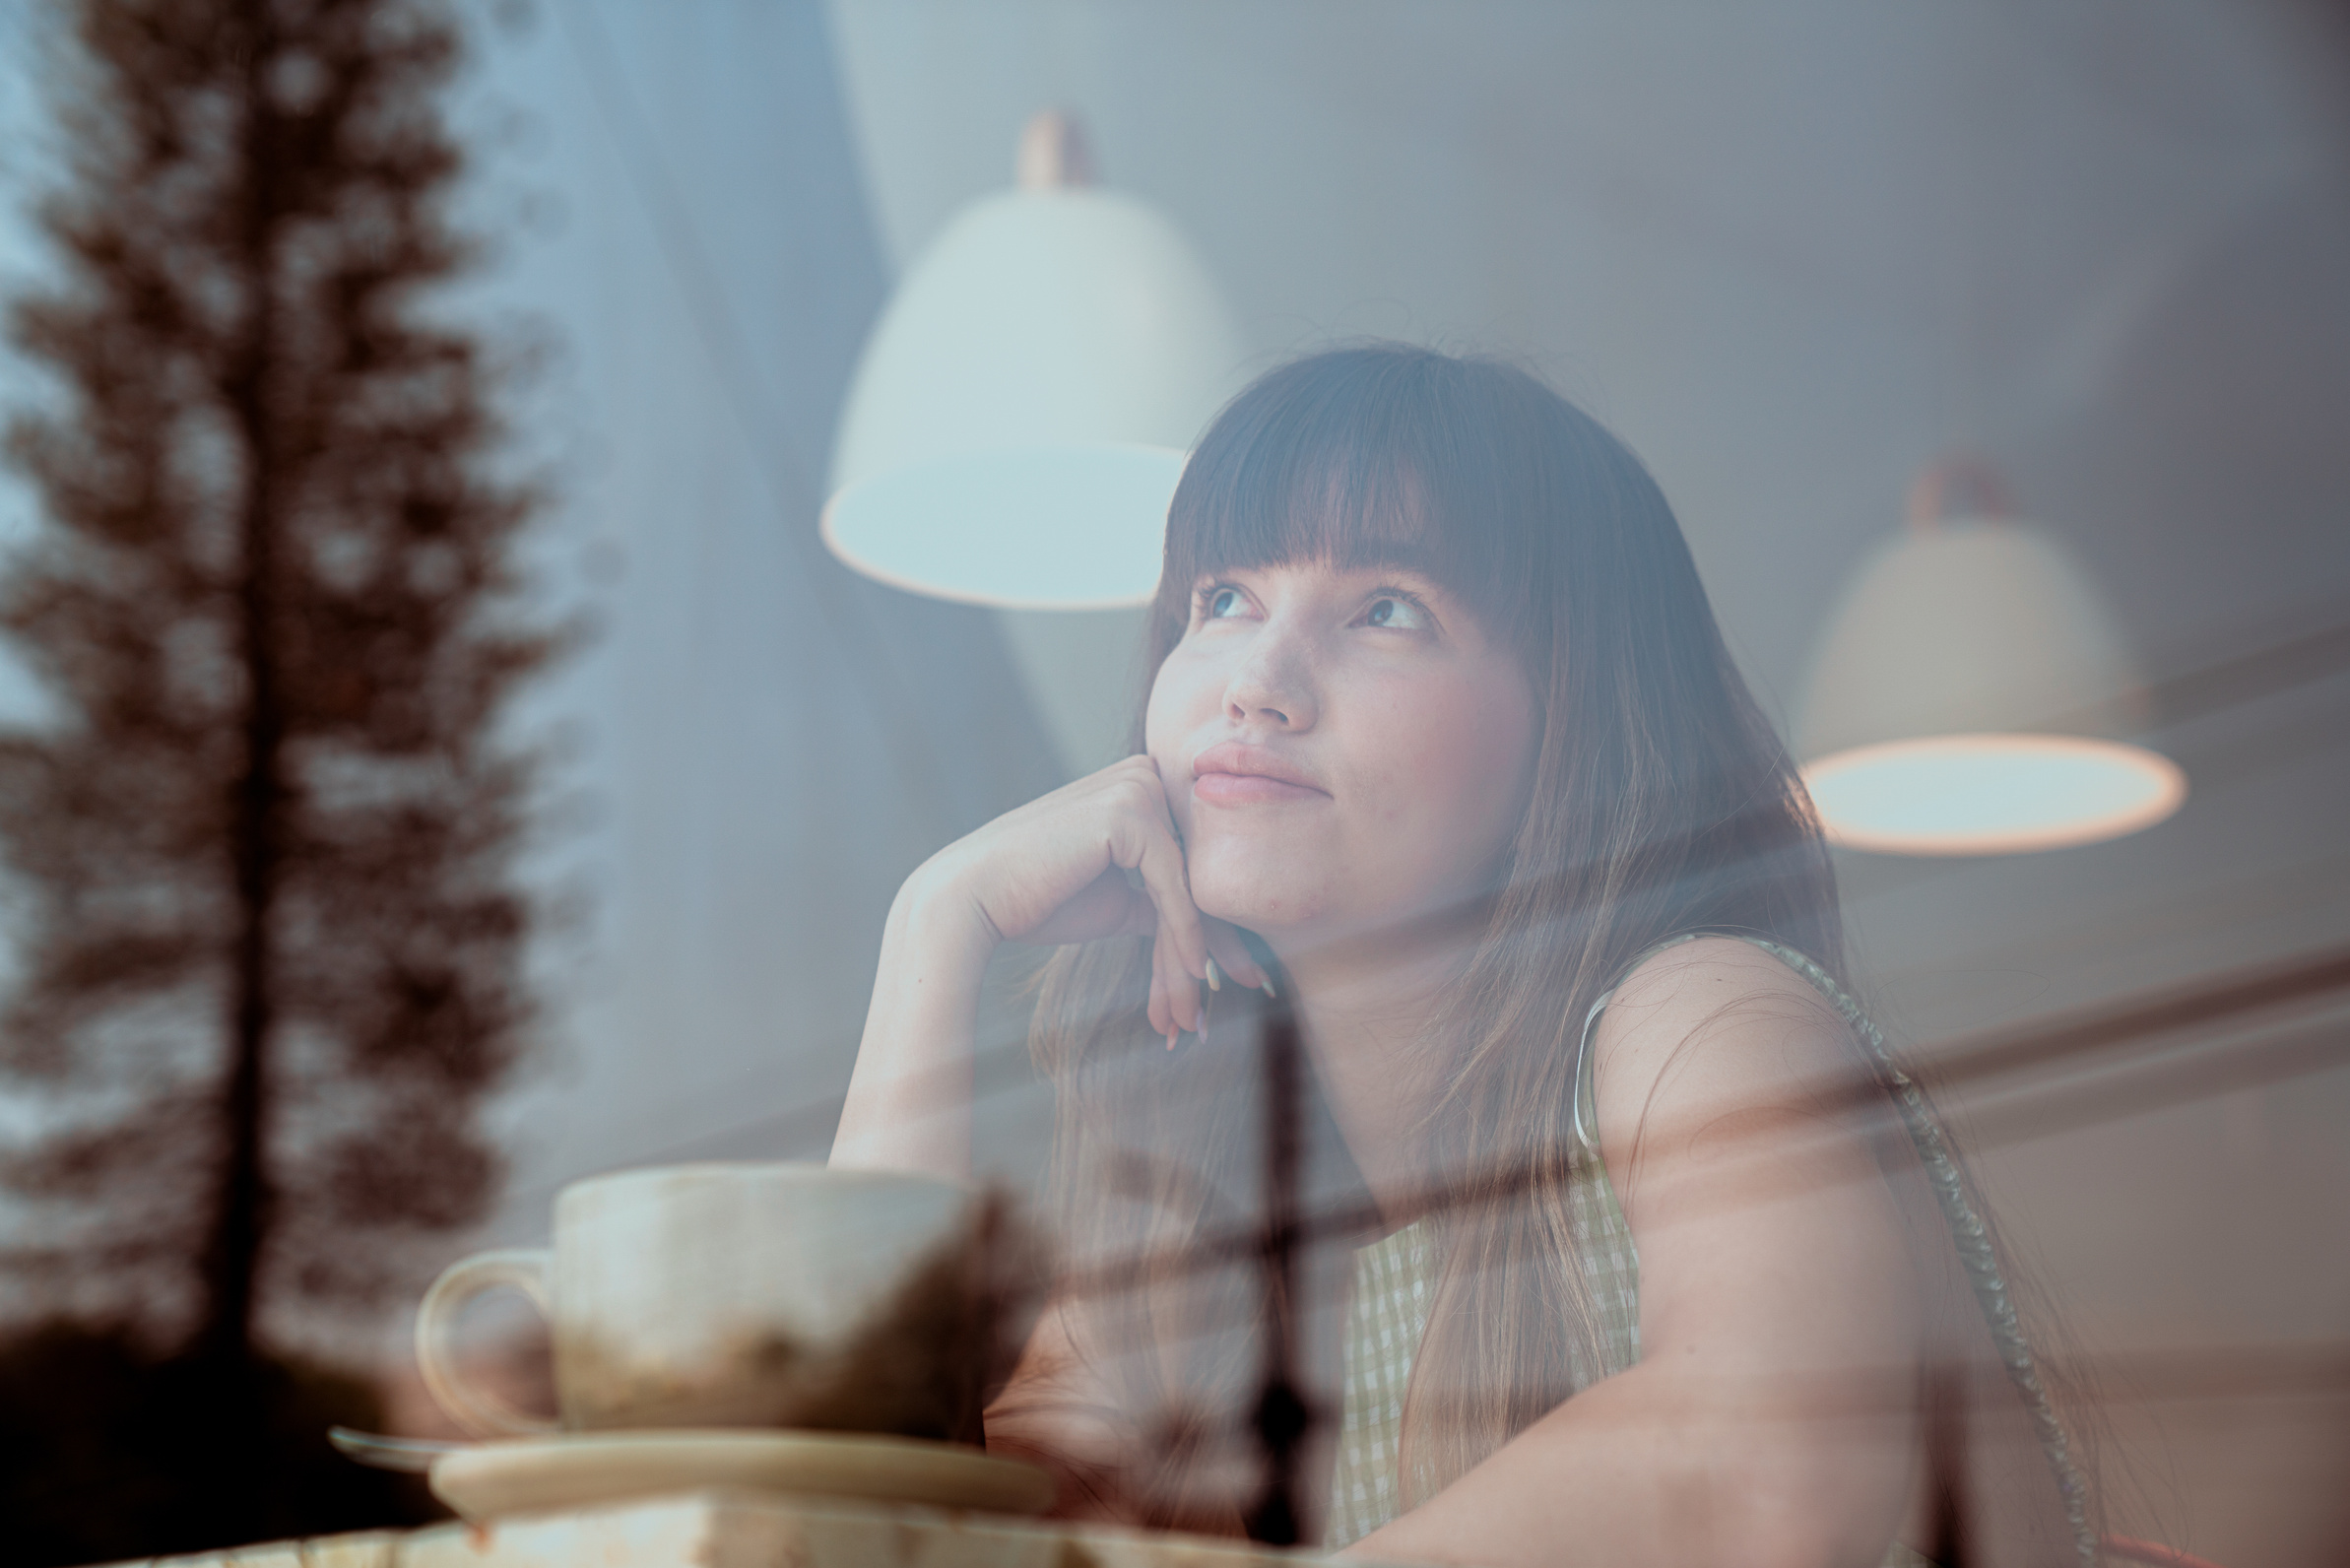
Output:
top-left (194, 3), bottom-right (284, 1368)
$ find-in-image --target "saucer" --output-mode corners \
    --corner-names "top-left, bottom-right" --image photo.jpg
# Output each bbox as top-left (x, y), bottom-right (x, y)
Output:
top-left (427, 1429), bottom-right (1057, 1522)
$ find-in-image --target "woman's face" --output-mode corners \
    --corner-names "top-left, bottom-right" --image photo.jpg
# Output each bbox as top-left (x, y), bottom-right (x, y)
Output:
top-left (1145, 555), bottom-right (1539, 953)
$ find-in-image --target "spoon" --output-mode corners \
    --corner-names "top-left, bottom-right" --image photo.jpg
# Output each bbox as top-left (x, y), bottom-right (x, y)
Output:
top-left (329, 1425), bottom-right (467, 1472)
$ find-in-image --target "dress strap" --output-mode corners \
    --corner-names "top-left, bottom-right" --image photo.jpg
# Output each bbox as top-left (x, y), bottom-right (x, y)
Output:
top-left (1571, 930), bottom-right (1716, 1160)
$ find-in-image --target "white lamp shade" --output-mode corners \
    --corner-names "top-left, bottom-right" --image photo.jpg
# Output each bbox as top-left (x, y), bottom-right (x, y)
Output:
top-left (1797, 517), bottom-right (2143, 756)
top-left (1795, 515), bottom-right (2187, 854)
top-left (823, 187), bottom-right (1249, 608)
top-left (821, 444), bottom-right (1185, 610)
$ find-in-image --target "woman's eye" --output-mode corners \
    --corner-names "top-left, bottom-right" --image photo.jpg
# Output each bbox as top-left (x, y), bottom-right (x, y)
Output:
top-left (1362, 594), bottom-right (1428, 630)
top-left (1205, 586), bottom-right (1246, 620)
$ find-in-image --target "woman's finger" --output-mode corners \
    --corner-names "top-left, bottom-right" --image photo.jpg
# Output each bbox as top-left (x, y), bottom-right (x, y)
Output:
top-left (1142, 870), bottom-right (1208, 1039)
top-left (1150, 928), bottom-right (1181, 1044)
top-left (1126, 831), bottom-right (1207, 979)
top-left (1153, 922), bottom-right (1197, 1042)
top-left (1202, 917), bottom-right (1273, 993)
top-left (1169, 923), bottom-right (1206, 1035)
top-left (1145, 955), bottom-right (1163, 1042)
top-left (1093, 760), bottom-right (1211, 1040)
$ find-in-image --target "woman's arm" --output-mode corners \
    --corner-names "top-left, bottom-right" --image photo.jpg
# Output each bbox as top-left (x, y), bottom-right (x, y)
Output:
top-left (827, 867), bottom-right (998, 1179)
top-left (827, 756), bottom-right (1272, 1510)
top-left (1348, 939), bottom-right (1926, 1568)
top-left (982, 1292), bottom-right (1154, 1524)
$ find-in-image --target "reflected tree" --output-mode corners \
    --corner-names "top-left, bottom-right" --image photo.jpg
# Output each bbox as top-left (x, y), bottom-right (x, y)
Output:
top-left (0, 0), bottom-right (555, 1395)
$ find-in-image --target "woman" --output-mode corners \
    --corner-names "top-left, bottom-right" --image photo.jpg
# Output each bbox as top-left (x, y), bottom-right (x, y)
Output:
top-left (833, 345), bottom-right (2091, 1567)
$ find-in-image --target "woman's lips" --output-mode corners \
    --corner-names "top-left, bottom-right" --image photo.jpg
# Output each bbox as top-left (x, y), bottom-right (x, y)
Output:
top-left (1191, 742), bottom-right (1331, 806)
top-left (1194, 771), bottom-right (1327, 805)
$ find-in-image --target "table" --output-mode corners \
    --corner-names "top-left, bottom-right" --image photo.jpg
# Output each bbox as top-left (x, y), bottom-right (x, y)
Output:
top-left (98, 1492), bottom-right (1364, 1568)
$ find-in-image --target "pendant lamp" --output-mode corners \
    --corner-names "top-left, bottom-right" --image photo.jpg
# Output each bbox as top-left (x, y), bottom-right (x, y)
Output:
top-left (1794, 460), bottom-right (2187, 855)
top-left (822, 112), bottom-right (1249, 610)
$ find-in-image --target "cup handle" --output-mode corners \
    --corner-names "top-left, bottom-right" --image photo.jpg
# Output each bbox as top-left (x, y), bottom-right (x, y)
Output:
top-left (415, 1248), bottom-right (560, 1439)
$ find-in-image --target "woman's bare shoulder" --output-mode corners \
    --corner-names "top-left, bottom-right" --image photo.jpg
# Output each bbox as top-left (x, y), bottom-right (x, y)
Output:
top-left (1588, 936), bottom-right (1868, 1175)
top-left (1597, 934), bottom-right (1847, 1057)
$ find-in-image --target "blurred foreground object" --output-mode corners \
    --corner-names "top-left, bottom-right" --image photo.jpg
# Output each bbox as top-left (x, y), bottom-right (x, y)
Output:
top-left (58, 1491), bottom-right (1344, 1568)
top-left (0, 0), bottom-right (558, 1554)
top-left (0, 1321), bottom-right (431, 1566)
top-left (821, 110), bottom-right (1247, 610)
top-left (1795, 458), bottom-right (2186, 854)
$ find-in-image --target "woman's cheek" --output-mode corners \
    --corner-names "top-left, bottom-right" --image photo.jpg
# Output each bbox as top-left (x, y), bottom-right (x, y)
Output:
top-left (1142, 646), bottom-right (1210, 747)
top-left (1393, 674), bottom-right (1534, 881)
top-left (1143, 658), bottom-right (1214, 835)
top-left (1141, 666), bottom-right (1186, 778)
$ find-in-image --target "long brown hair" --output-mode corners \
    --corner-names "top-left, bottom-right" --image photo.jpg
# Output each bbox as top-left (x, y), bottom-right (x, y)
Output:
top-left (1028, 343), bottom-right (1846, 1524)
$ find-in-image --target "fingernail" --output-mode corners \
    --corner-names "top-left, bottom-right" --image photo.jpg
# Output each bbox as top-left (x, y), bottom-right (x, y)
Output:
top-left (1260, 977), bottom-right (1278, 999)
top-left (1205, 957), bottom-right (1223, 992)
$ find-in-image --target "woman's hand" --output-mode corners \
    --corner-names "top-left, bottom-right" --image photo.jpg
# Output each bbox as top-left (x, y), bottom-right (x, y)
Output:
top-left (834, 755), bottom-right (1273, 1177)
top-left (907, 754), bottom-right (1273, 1042)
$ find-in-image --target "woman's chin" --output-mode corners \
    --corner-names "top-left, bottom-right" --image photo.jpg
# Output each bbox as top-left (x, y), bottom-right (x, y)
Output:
top-left (1194, 893), bottom-right (1315, 939)
top-left (1186, 859), bottom-right (1333, 939)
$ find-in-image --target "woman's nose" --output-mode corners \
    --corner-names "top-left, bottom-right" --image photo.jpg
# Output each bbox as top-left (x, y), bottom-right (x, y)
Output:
top-left (1223, 641), bottom-right (1319, 731)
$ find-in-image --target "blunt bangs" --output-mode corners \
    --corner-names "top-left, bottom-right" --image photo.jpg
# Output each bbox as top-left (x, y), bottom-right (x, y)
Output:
top-left (1157, 347), bottom-right (1561, 657)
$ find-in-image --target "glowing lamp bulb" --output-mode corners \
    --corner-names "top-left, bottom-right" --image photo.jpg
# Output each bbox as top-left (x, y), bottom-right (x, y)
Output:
top-left (1801, 734), bottom-right (2187, 856)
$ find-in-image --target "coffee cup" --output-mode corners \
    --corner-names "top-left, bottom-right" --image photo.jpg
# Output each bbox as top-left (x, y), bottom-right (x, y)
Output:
top-left (416, 1162), bottom-right (1035, 1443)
